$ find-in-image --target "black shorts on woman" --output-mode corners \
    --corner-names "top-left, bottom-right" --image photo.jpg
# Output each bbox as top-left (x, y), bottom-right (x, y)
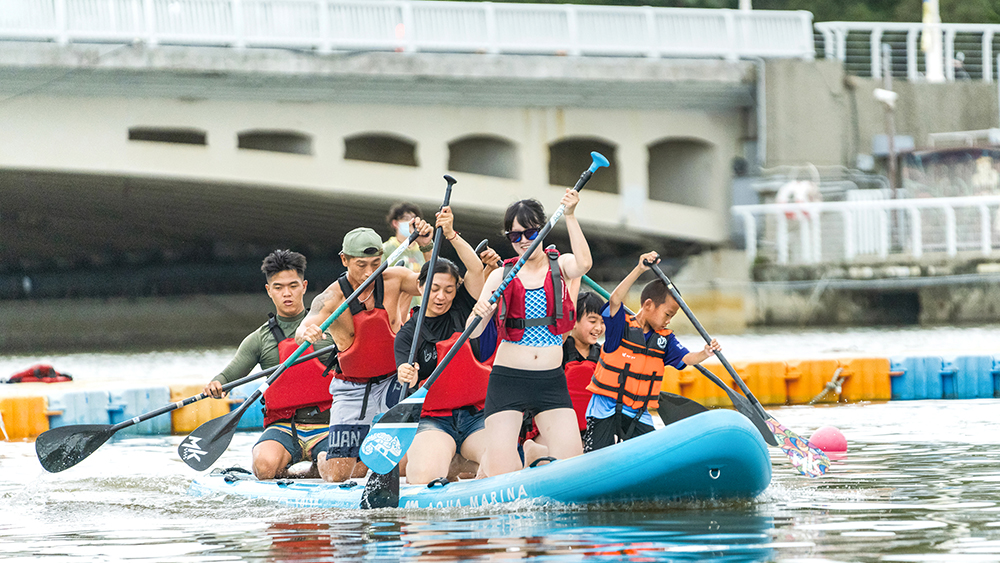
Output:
top-left (484, 365), bottom-right (574, 418)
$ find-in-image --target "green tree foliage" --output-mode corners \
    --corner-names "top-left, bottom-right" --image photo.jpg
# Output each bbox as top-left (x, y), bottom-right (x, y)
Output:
top-left (449, 0), bottom-right (1000, 23)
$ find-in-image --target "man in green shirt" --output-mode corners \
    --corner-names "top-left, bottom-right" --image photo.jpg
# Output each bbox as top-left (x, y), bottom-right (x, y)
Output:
top-left (203, 250), bottom-right (335, 479)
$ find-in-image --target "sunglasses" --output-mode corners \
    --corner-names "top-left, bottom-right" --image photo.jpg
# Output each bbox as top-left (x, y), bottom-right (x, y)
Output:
top-left (505, 228), bottom-right (541, 244)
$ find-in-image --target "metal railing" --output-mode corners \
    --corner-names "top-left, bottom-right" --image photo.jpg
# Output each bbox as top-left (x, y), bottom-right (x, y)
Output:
top-left (733, 194), bottom-right (1000, 265)
top-left (816, 21), bottom-right (1000, 82)
top-left (0, 0), bottom-right (815, 59)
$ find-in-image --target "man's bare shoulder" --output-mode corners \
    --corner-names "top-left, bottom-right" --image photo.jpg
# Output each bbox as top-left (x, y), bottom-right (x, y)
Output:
top-left (309, 282), bottom-right (345, 315)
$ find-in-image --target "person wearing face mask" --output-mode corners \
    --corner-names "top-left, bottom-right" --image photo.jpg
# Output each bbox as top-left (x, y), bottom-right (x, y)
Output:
top-left (383, 202), bottom-right (432, 322)
top-left (393, 206), bottom-right (503, 484)
top-left (584, 251), bottom-right (722, 452)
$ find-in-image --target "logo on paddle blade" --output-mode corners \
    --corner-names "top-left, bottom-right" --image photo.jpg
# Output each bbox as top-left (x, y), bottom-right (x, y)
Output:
top-left (180, 436), bottom-right (207, 462)
top-left (361, 432), bottom-right (402, 459)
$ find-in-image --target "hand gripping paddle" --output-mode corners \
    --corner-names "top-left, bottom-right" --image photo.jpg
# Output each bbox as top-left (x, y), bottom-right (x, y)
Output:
top-left (177, 228), bottom-right (424, 471)
top-left (645, 262), bottom-right (830, 477)
top-left (359, 152), bottom-right (610, 476)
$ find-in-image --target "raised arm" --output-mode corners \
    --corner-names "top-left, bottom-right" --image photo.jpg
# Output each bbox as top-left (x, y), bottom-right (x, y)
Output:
top-left (608, 251), bottom-right (659, 317)
top-left (397, 216), bottom-right (435, 297)
top-left (467, 267), bottom-right (502, 339)
top-left (557, 188), bottom-right (592, 280)
top-left (437, 206), bottom-right (487, 299)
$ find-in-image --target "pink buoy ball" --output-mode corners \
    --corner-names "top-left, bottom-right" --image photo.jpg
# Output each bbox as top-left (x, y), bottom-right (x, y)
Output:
top-left (810, 426), bottom-right (847, 453)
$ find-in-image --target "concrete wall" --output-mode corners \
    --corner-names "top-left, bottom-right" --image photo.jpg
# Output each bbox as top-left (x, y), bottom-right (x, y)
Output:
top-left (0, 294), bottom-right (267, 352)
top-left (765, 59), bottom-right (1000, 168)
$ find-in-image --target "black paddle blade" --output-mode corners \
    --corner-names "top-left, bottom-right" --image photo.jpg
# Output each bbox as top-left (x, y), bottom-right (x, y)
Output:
top-left (724, 389), bottom-right (779, 446)
top-left (35, 424), bottom-right (115, 473)
top-left (360, 466), bottom-right (400, 509)
top-left (657, 392), bottom-right (709, 426)
top-left (177, 410), bottom-right (242, 471)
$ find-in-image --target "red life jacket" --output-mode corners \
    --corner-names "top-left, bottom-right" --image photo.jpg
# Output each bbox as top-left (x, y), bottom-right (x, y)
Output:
top-left (4, 364), bottom-right (72, 384)
top-left (421, 332), bottom-right (491, 417)
top-left (261, 314), bottom-right (336, 427)
top-left (563, 337), bottom-right (600, 432)
top-left (496, 247), bottom-right (576, 343)
top-left (334, 274), bottom-right (399, 383)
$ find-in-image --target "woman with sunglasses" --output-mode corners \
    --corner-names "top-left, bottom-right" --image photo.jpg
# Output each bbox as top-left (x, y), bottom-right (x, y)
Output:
top-left (469, 188), bottom-right (592, 477)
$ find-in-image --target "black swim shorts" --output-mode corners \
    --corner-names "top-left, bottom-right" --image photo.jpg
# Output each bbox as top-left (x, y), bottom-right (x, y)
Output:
top-left (484, 365), bottom-right (574, 418)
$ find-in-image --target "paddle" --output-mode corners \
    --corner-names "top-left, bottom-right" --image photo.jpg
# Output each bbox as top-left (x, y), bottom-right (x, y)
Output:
top-left (657, 391), bottom-right (709, 425)
top-left (35, 343), bottom-right (337, 473)
top-left (360, 175), bottom-right (456, 509)
top-left (579, 275), bottom-right (776, 445)
top-left (177, 228), bottom-right (425, 471)
top-left (359, 151), bottom-right (610, 475)
top-left (645, 262), bottom-right (830, 477)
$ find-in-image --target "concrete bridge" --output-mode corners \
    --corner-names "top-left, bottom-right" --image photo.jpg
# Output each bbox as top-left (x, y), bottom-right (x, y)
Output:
top-left (0, 40), bottom-right (763, 295)
top-left (9, 0), bottom-right (1000, 346)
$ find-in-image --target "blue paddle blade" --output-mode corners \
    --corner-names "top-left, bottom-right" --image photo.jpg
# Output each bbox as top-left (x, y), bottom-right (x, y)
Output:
top-left (359, 388), bottom-right (426, 474)
top-left (589, 151), bottom-right (610, 170)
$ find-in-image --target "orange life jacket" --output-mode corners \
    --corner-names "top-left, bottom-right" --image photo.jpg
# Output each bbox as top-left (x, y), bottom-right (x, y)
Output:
top-left (261, 314), bottom-right (336, 427)
top-left (496, 247), bottom-right (575, 343)
top-left (334, 274), bottom-right (399, 383)
top-left (421, 332), bottom-right (491, 417)
top-left (586, 315), bottom-right (672, 411)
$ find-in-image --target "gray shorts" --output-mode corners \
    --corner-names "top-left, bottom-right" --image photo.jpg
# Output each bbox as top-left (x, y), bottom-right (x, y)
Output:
top-left (327, 376), bottom-right (403, 459)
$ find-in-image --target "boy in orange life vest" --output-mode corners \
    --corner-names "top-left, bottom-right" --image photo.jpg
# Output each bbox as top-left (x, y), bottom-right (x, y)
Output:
top-left (584, 251), bottom-right (721, 452)
top-left (203, 250), bottom-right (336, 479)
top-left (296, 221), bottom-right (433, 483)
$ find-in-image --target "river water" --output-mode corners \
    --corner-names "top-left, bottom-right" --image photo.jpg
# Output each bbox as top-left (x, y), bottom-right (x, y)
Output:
top-left (2, 325), bottom-right (1000, 562)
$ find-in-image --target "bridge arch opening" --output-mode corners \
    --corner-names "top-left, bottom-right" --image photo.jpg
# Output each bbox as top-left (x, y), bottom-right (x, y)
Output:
top-left (238, 130), bottom-right (312, 155)
top-left (128, 127), bottom-right (206, 146)
top-left (447, 135), bottom-right (519, 180)
top-left (648, 138), bottom-right (715, 208)
top-left (344, 133), bottom-right (418, 167)
top-left (549, 138), bottom-right (618, 194)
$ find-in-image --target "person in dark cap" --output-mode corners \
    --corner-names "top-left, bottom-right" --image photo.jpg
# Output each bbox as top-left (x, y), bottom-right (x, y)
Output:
top-left (296, 222), bottom-right (433, 483)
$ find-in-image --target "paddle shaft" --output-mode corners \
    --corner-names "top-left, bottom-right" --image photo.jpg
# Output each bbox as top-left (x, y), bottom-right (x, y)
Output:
top-left (644, 263), bottom-right (770, 420)
top-left (402, 176), bottom-right (455, 399)
top-left (415, 163), bottom-right (600, 395)
top-left (106, 343), bottom-right (337, 433)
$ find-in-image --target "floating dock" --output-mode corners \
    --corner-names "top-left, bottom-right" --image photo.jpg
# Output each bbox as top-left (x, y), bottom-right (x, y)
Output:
top-left (2, 353), bottom-right (999, 440)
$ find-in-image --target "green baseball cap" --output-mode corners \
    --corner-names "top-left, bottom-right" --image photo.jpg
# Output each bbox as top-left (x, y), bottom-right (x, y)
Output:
top-left (341, 227), bottom-right (384, 257)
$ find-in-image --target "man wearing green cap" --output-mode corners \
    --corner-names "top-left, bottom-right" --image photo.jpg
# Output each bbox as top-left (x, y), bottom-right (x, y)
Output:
top-left (296, 220), bottom-right (433, 483)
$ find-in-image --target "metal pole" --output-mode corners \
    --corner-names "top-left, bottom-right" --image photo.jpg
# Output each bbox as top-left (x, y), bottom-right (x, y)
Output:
top-left (883, 43), bottom-right (897, 199)
top-left (883, 43), bottom-right (899, 250)
top-left (923, 0), bottom-right (944, 82)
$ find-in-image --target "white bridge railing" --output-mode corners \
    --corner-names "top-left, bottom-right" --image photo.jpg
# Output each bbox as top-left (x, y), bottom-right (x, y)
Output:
top-left (733, 195), bottom-right (1000, 265)
top-left (0, 0), bottom-right (815, 59)
top-left (816, 21), bottom-right (1000, 82)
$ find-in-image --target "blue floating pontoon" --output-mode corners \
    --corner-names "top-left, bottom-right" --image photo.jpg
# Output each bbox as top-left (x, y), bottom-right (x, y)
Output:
top-left (188, 410), bottom-right (771, 509)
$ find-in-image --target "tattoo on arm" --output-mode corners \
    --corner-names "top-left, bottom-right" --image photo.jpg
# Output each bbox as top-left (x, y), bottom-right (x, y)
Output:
top-left (310, 293), bottom-right (328, 313)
